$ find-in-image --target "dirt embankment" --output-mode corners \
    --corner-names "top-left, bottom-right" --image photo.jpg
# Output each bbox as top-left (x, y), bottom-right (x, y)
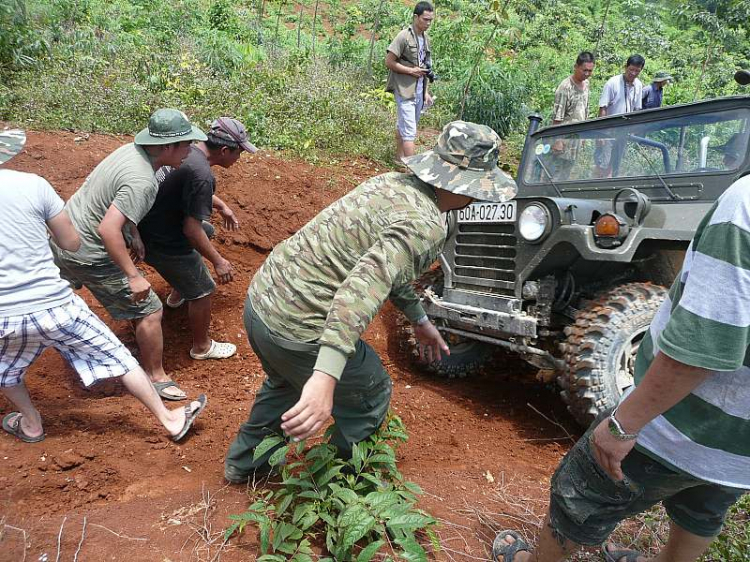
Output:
top-left (0, 131), bottom-right (577, 561)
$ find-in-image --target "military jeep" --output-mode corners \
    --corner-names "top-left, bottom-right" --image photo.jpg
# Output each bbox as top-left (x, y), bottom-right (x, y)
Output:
top-left (417, 94), bottom-right (750, 426)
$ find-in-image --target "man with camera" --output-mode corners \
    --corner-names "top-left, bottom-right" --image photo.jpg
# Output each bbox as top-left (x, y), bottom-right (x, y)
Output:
top-left (385, 1), bottom-right (435, 165)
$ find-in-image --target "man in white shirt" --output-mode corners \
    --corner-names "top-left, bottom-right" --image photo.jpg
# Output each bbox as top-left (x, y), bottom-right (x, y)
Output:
top-left (0, 130), bottom-right (206, 444)
top-left (595, 54), bottom-right (646, 177)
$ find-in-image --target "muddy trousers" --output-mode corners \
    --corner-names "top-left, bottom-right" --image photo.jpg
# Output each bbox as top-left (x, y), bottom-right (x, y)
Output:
top-left (224, 298), bottom-right (392, 477)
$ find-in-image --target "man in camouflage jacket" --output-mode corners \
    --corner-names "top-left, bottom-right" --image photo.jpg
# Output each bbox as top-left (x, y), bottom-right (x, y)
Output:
top-left (225, 121), bottom-right (518, 482)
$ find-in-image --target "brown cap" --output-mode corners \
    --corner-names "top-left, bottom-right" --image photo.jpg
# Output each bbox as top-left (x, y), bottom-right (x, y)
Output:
top-left (208, 117), bottom-right (257, 153)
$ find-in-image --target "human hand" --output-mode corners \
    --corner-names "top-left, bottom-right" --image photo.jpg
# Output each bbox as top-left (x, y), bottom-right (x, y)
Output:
top-left (410, 66), bottom-right (428, 78)
top-left (281, 370), bottom-right (337, 441)
top-left (128, 235), bottom-right (145, 264)
top-left (218, 206), bottom-right (240, 231)
top-left (589, 417), bottom-right (637, 481)
top-left (413, 320), bottom-right (449, 363)
top-left (213, 257), bottom-right (234, 284)
top-left (424, 92), bottom-right (434, 108)
top-left (128, 274), bottom-right (151, 303)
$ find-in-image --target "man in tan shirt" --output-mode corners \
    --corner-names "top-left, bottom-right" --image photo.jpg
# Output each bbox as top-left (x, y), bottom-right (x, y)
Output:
top-left (549, 51), bottom-right (595, 180)
top-left (385, 2), bottom-right (435, 164)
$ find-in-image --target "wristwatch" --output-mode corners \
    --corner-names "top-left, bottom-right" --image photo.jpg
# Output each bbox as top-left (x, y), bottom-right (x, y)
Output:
top-left (607, 407), bottom-right (639, 441)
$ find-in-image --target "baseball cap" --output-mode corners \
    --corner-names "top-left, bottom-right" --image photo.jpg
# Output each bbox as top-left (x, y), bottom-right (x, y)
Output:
top-left (134, 108), bottom-right (207, 146)
top-left (208, 117), bottom-right (257, 153)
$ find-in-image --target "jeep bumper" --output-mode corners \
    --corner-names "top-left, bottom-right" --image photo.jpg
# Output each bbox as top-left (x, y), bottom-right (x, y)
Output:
top-left (422, 289), bottom-right (538, 339)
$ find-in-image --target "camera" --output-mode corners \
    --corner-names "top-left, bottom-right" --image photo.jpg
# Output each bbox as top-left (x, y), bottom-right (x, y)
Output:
top-left (422, 62), bottom-right (438, 83)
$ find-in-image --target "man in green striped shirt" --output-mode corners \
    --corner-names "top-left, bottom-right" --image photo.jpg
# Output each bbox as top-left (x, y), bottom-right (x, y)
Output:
top-left (492, 173), bottom-right (750, 562)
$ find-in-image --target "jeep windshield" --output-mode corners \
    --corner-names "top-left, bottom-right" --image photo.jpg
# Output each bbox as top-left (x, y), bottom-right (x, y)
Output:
top-left (522, 107), bottom-right (750, 191)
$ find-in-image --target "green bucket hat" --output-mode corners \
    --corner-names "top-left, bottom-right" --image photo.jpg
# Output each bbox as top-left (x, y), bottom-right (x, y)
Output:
top-left (653, 71), bottom-right (673, 82)
top-left (0, 129), bottom-right (26, 164)
top-left (134, 108), bottom-right (207, 146)
top-left (402, 121), bottom-right (517, 203)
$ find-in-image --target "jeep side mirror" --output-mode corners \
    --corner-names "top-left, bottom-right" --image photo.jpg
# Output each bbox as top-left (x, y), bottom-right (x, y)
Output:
top-left (613, 188), bottom-right (651, 226)
top-left (735, 70), bottom-right (750, 86)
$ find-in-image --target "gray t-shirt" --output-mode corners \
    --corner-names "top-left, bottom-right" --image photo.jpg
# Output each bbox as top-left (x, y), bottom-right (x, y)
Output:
top-left (599, 74), bottom-right (643, 116)
top-left (63, 143), bottom-right (157, 264)
top-left (0, 170), bottom-right (73, 315)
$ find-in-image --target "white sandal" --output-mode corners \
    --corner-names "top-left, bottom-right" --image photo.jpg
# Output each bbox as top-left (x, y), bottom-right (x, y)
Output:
top-left (190, 340), bottom-right (237, 360)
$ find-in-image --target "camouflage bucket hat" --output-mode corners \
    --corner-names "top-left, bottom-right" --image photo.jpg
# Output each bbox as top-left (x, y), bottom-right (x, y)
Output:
top-left (0, 129), bottom-right (26, 164)
top-left (402, 121), bottom-right (517, 203)
top-left (134, 108), bottom-right (207, 146)
top-left (653, 70), bottom-right (673, 82)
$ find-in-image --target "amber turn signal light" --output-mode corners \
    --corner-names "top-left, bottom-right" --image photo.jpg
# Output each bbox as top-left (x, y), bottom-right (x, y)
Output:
top-left (595, 214), bottom-right (621, 237)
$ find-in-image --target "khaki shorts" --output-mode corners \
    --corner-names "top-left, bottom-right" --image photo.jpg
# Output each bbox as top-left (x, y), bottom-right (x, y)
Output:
top-left (52, 246), bottom-right (162, 321)
top-left (395, 93), bottom-right (424, 142)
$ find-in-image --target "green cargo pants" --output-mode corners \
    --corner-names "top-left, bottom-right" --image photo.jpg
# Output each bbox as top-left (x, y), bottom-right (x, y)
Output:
top-left (225, 298), bottom-right (392, 478)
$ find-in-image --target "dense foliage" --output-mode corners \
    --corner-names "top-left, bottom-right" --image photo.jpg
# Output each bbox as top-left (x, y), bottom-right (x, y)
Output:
top-left (225, 415), bottom-right (439, 561)
top-left (1, 0), bottom-right (748, 160)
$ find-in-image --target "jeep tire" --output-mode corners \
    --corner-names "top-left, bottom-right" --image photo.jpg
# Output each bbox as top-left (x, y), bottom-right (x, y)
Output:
top-left (406, 269), bottom-right (494, 378)
top-left (415, 338), bottom-right (495, 378)
top-left (558, 282), bottom-right (667, 427)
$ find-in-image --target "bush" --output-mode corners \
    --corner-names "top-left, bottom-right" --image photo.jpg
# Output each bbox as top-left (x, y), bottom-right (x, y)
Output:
top-left (226, 414), bottom-right (439, 561)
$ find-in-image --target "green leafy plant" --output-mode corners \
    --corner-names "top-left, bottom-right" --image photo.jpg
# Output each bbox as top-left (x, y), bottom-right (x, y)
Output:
top-left (225, 414), bottom-right (439, 561)
top-left (703, 494), bottom-right (750, 562)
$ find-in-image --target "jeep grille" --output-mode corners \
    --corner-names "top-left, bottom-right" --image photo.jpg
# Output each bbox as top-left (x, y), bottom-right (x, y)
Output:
top-left (453, 223), bottom-right (517, 297)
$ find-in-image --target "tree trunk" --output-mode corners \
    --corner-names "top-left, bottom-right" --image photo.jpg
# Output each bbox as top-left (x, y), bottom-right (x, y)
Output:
top-left (594, 0), bottom-right (612, 55)
top-left (693, 40), bottom-right (715, 101)
top-left (296, 4), bottom-right (303, 49)
top-left (311, 0), bottom-right (321, 57)
top-left (458, 23), bottom-right (500, 119)
top-left (272, 0), bottom-right (286, 56)
top-left (366, 0), bottom-right (387, 78)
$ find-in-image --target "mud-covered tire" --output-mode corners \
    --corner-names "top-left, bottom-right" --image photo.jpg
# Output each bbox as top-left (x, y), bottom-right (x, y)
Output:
top-left (412, 338), bottom-right (495, 378)
top-left (558, 282), bottom-right (667, 427)
top-left (404, 269), bottom-right (495, 378)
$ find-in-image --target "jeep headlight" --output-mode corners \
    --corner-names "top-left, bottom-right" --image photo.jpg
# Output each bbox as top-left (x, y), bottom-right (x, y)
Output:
top-left (518, 203), bottom-right (551, 242)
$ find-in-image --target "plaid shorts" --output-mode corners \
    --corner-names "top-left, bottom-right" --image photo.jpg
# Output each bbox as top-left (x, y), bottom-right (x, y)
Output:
top-left (0, 294), bottom-right (139, 387)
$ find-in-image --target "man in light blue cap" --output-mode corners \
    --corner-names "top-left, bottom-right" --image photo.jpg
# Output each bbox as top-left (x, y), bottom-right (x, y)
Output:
top-left (51, 108), bottom-right (206, 401)
top-left (0, 128), bottom-right (206, 444)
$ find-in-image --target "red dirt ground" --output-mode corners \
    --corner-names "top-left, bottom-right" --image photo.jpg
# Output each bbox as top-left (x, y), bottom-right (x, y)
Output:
top-left (0, 131), bottom-right (580, 561)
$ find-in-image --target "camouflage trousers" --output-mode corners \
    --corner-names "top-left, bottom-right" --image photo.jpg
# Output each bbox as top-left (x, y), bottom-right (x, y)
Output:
top-left (224, 298), bottom-right (392, 477)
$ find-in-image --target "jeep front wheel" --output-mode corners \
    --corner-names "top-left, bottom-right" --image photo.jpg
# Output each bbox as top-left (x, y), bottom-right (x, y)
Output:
top-left (405, 269), bottom-right (495, 378)
top-left (558, 282), bottom-right (667, 427)
top-left (414, 337), bottom-right (495, 378)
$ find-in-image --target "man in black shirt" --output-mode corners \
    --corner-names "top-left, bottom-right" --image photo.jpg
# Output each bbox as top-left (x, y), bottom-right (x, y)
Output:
top-left (138, 118), bottom-right (256, 395)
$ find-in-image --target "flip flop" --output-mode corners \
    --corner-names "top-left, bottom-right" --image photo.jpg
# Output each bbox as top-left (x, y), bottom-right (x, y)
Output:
top-left (153, 380), bottom-right (187, 401)
top-left (602, 543), bottom-right (645, 562)
top-left (171, 394), bottom-right (207, 442)
top-left (492, 530), bottom-right (531, 562)
top-left (190, 340), bottom-right (237, 360)
top-left (2, 412), bottom-right (45, 443)
top-left (164, 292), bottom-right (185, 309)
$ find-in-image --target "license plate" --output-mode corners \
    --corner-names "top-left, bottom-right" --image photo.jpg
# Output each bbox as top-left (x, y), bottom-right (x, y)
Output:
top-left (457, 201), bottom-right (516, 223)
